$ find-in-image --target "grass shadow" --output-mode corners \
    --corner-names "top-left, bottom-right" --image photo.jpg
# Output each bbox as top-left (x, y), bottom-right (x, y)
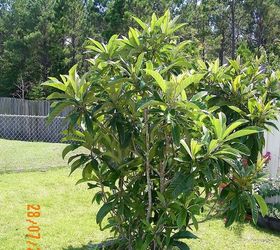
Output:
top-left (254, 223), bottom-right (280, 236)
top-left (63, 239), bottom-right (119, 250)
top-left (63, 247), bottom-right (86, 250)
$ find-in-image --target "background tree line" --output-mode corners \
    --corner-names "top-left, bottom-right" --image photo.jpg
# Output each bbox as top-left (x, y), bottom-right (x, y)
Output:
top-left (0, 0), bottom-right (279, 99)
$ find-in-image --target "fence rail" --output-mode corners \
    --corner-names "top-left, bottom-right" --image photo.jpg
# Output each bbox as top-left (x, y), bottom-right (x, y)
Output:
top-left (0, 97), bottom-right (70, 116)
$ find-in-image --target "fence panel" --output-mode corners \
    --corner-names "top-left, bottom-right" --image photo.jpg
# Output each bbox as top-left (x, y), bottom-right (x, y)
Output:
top-left (0, 97), bottom-right (70, 116)
top-left (264, 117), bottom-right (280, 178)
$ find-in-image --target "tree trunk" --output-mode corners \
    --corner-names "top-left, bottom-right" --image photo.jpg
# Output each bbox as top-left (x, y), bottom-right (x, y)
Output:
top-left (230, 0), bottom-right (236, 59)
top-left (219, 28), bottom-right (225, 65)
top-left (144, 108), bottom-right (152, 222)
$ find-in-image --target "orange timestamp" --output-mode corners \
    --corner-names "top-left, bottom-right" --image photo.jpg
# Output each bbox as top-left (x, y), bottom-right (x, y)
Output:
top-left (26, 205), bottom-right (41, 250)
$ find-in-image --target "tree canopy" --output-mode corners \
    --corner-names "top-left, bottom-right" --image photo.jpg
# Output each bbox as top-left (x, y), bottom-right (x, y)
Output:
top-left (0, 0), bottom-right (280, 99)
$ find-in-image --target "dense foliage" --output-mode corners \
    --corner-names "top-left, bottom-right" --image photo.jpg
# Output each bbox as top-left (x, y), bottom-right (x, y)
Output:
top-left (257, 178), bottom-right (280, 220)
top-left (257, 178), bottom-right (280, 198)
top-left (44, 11), bottom-right (280, 249)
top-left (1, 0), bottom-right (280, 99)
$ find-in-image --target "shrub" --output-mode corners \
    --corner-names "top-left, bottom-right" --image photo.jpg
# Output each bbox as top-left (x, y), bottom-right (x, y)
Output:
top-left (44, 11), bottom-right (280, 250)
top-left (256, 178), bottom-right (280, 220)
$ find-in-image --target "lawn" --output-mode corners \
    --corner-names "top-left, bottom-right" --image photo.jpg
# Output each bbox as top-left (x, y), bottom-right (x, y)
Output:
top-left (0, 139), bottom-right (87, 173)
top-left (0, 139), bottom-right (279, 249)
top-left (0, 168), bottom-right (109, 250)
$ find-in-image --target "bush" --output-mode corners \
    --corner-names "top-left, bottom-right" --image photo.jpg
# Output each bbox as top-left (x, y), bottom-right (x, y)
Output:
top-left (44, 11), bottom-right (280, 250)
top-left (257, 178), bottom-right (280, 219)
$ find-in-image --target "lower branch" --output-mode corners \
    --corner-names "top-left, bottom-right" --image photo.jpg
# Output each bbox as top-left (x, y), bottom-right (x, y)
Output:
top-left (144, 108), bottom-right (152, 222)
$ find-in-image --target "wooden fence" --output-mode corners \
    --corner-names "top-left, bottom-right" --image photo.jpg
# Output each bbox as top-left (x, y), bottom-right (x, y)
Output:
top-left (0, 97), bottom-right (68, 142)
top-left (0, 97), bottom-right (69, 116)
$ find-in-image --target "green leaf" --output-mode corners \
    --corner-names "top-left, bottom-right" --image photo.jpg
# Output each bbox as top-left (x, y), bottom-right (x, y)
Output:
top-left (197, 59), bottom-right (207, 70)
top-left (232, 142), bottom-right (251, 156)
top-left (172, 240), bottom-right (190, 250)
top-left (232, 75), bottom-right (241, 92)
top-left (191, 214), bottom-right (198, 230)
top-left (151, 13), bottom-right (157, 30)
top-left (248, 195), bottom-right (258, 224)
top-left (220, 186), bottom-right (230, 199)
top-left (76, 178), bottom-right (92, 185)
top-left (48, 101), bottom-right (72, 122)
top-left (211, 113), bottom-right (226, 139)
top-left (172, 230), bottom-right (198, 240)
top-left (176, 211), bottom-right (186, 229)
top-left (253, 194), bottom-right (268, 217)
top-left (222, 119), bottom-right (248, 139)
top-left (176, 73), bottom-right (205, 95)
top-left (132, 16), bottom-right (148, 31)
top-left (156, 191), bottom-right (166, 204)
top-left (88, 38), bottom-right (105, 52)
top-left (69, 156), bottom-right (88, 175)
top-left (172, 23), bottom-right (187, 33)
top-left (70, 159), bottom-right (83, 175)
top-left (172, 124), bottom-right (180, 146)
top-left (190, 139), bottom-right (202, 158)
top-left (129, 28), bottom-right (140, 46)
top-left (68, 64), bottom-right (78, 93)
top-left (62, 145), bottom-right (79, 159)
top-left (212, 59), bottom-right (219, 74)
top-left (82, 162), bottom-right (93, 179)
top-left (208, 139), bottom-right (219, 153)
top-left (146, 69), bottom-right (167, 92)
top-left (84, 113), bottom-right (94, 135)
top-left (96, 201), bottom-right (114, 225)
top-left (46, 92), bottom-right (70, 100)
top-left (180, 139), bottom-right (193, 160)
top-left (169, 172), bottom-right (194, 198)
top-left (135, 52), bottom-right (145, 75)
top-left (86, 45), bottom-right (103, 53)
top-left (228, 105), bottom-right (245, 115)
top-left (42, 81), bottom-right (66, 92)
top-left (225, 127), bottom-right (263, 142)
top-left (191, 91), bottom-right (208, 101)
top-left (265, 121), bottom-right (279, 131)
top-left (88, 183), bottom-right (99, 190)
top-left (145, 60), bottom-right (153, 70)
top-left (225, 209), bottom-right (237, 227)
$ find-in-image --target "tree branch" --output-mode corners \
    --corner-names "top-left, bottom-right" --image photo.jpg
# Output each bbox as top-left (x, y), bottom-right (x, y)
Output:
top-left (144, 108), bottom-right (152, 222)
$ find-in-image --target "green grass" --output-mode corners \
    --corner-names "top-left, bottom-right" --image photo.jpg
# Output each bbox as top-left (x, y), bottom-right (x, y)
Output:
top-left (0, 168), bottom-right (110, 250)
top-left (1, 168), bottom-right (280, 250)
top-left (0, 139), bottom-right (279, 249)
top-left (0, 139), bottom-right (86, 173)
top-left (186, 219), bottom-right (280, 250)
